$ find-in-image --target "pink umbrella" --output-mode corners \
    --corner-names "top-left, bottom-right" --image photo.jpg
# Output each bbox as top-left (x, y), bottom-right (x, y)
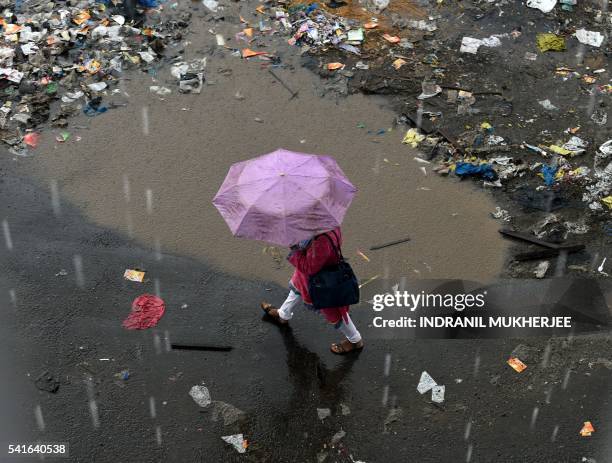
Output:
top-left (212, 148), bottom-right (357, 247)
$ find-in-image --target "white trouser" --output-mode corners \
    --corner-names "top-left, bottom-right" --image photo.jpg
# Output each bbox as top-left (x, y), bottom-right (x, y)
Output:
top-left (277, 290), bottom-right (362, 343)
top-left (278, 290), bottom-right (301, 321)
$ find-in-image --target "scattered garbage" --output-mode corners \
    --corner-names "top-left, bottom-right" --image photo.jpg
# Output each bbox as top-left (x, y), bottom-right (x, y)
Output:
top-left (580, 421), bottom-right (595, 437)
top-left (460, 36), bottom-right (501, 54)
top-left (221, 434), bottom-right (248, 453)
top-left (124, 269), bottom-right (145, 282)
top-left (122, 294), bottom-right (165, 330)
top-left (414, 373), bottom-right (440, 397)
top-left (491, 207), bottom-right (511, 222)
top-left (331, 430), bottom-right (346, 445)
top-left (574, 29), bottom-right (604, 48)
top-left (417, 371), bottom-right (445, 403)
top-left (317, 408), bottom-right (332, 420)
top-left (402, 128), bottom-right (425, 147)
top-left (526, 0), bottom-right (557, 13)
top-left (431, 385), bottom-right (445, 404)
top-left (507, 357), bottom-right (527, 373)
top-left (536, 33), bottom-right (565, 52)
top-left (115, 370), bottom-right (130, 381)
top-left (454, 162), bottom-right (497, 181)
top-left (189, 384), bottom-right (212, 408)
top-left (534, 261), bottom-right (550, 278)
top-left (34, 370), bottom-right (59, 393)
top-left (538, 99), bottom-right (558, 111)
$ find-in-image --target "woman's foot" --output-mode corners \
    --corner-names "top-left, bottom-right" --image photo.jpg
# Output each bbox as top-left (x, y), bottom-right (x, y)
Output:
top-left (261, 302), bottom-right (288, 324)
top-left (330, 339), bottom-right (364, 355)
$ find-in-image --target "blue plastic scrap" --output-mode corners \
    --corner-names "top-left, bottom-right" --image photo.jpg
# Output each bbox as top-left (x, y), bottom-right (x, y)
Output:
top-left (305, 3), bottom-right (318, 14)
top-left (83, 102), bottom-right (108, 117)
top-left (541, 164), bottom-right (558, 186)
top-left (454, 162), bottom-right (497, 181)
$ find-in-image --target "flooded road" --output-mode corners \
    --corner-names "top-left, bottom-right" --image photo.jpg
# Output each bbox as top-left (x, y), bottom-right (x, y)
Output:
top-left (22, 15), bottom-right (507, 285)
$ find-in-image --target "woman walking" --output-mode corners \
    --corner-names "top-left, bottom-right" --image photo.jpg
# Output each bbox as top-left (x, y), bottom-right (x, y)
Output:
top-left (261, 227), bottom-right (364, 355)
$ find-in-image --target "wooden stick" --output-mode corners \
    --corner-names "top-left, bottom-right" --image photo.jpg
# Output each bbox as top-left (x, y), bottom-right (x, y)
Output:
top-left (171, 343), bottom-right (233, 352)
top-left (369, 237), bottom-right (411, 251)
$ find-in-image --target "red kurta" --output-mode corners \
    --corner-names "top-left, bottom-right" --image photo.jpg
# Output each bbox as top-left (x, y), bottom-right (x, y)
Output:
top-left (287, 227), bottom-right (350, 324)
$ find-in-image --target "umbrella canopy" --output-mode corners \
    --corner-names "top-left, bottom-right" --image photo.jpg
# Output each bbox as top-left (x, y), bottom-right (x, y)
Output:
top-left (212, 148), bottom-right (357, 247)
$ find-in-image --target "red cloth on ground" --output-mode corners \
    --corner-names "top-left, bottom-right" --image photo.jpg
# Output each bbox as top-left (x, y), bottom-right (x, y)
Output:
top-left (123, 294), bottom-right (165, 330)
top-left (287, 227), bottom-right (349, 324)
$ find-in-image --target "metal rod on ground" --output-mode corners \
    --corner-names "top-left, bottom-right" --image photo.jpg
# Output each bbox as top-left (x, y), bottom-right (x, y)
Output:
top-left (268, 69), bottom-right (299, 100)
top-left (369, 237), bottom-right (411, 251)
top-left (171, 343), bottom-right (233, 352)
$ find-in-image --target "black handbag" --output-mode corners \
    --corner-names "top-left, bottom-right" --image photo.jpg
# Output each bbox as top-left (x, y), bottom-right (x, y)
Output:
top-left (308, 231), bottom-right (360, 309)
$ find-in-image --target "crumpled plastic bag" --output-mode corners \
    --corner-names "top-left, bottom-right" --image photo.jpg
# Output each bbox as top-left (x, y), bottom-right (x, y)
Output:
top-left (123, 294), bottom-right (166, 330)
top-left (536, 33), bottom-right (565, 52)
top-left (402, 128), bottom-right (425, 147)
top-left (454, 162), bottom-right (497, 181)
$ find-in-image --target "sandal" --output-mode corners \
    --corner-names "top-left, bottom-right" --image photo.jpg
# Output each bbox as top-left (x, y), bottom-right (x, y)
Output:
top-left (330, 339), bottom-right (364, 355)
top-left (261, 302), bottom-right (288, 324)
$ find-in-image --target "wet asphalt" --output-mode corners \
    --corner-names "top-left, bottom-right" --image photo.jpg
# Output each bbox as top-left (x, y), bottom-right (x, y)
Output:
top-left (1, 161), bottom-right (611, 462)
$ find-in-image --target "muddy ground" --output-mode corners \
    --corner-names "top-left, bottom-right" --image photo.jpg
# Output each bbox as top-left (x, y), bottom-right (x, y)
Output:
top-left (298, 0), bottom-right (612, 279)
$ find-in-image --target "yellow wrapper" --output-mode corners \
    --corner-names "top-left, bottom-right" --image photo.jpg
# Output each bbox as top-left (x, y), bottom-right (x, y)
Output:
top-left (507, 357), bottom-right (527, 373)
top-left (124, 269), bottom-right (145, 282)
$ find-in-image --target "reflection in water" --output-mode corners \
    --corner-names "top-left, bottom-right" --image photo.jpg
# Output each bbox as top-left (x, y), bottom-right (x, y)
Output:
top-left (250, 319), bottom-right (360, 462)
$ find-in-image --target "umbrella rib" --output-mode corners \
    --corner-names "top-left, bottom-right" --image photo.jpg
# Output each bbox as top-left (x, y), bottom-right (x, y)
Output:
top-left (286, 177), bottom-right (344, 224)
top-left (232, 177), bottom-right (284, 237)
top-left (282, 155), bottom-right (314, 174)
top-left (214, 175), bottom-right (284, 199)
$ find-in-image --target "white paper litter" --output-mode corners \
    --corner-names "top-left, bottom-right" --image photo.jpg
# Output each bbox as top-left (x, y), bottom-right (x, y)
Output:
top-left (431, 385), bottom-right (445, 403)
top-left (21, 42), bottom-right (39, 55)
top-left (535, 261), bottom-right (549, 278)
top-left (460, 36), bottom-right (502, 54)
top-left (539, 99), bottom-right (558, 111)
top-left (189, 385), bottom-right (211, 408)
top-left (150, 86), bottom-right (172, 96)
top-left (203, 0), bottom-right (219, 12)
top-left (460, 37), bottom-right (482, 54)
top-left (599, 140), bottom-right (612, 157)
top-left (562, 136), bottom-right (588, 155)
top-left (61, 90), bottom-right (84, 103)
top-left (417, 371), bottom-right (438, 394)
top-left (526, 0), bottom-right (557, 13)
top-left (0, 68), bottom-right (24, 83)
top-left (139, 51), bottom-right (156, 63)
top-left (87, 82), bottom-right (107, 92)
top-left (317, 408), bottom-right (331, 420)
top-left (221, 434), bottom-right (246, 453)
top-left (575, 29), bottom-right (604, 47)
top-left (111, 15), bottom-right (126, 25)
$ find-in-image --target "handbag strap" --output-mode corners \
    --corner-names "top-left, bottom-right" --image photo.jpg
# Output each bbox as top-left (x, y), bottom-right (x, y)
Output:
top-left (319, 230), bottom-right (344, 261)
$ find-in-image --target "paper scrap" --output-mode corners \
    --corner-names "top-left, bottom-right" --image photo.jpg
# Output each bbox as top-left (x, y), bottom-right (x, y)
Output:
top-left (221, 434), bottom-right (247, 453)
top-left (580, 421), bottom-right (595, 437)
top-left (124, 269), bottom-right (145, 282)
top-left (417, 371), bottom-right (438, 394)
top-left (507, 357), bottom-right (527, 373)
top-left (431, 385), bottom-right (445, 403)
